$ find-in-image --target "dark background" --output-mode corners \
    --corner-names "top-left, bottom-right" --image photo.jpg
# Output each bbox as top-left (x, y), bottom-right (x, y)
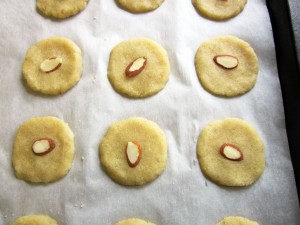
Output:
top-left (267, 0), bottom-right (300, 205)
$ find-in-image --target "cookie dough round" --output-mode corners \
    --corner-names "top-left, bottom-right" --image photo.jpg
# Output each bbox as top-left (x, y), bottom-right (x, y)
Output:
top-left (12, 116), bottom-right (75, 183)
top-left (195, 35), bottom-right (259, 97)
top-left (36, 0), bottom-right (88, 19)
top-left (192, 0), bottom-right (247, 21)
top-left (115, 218), bottom-right (156, 225)
top-left (22, 37), bottom-right (82, 95)
top-left (116, 0), bottom-right (164, 13)
top-left (99, 117), bottom-right (167, 186)
top-left (12, 215), bottom-right (59, 225)
top-left (108, 38), bottom-right (170, 98)
top-left (216, 216), bottom-right (259, 225)
top-left (197, 118), bottom-right (265, 186)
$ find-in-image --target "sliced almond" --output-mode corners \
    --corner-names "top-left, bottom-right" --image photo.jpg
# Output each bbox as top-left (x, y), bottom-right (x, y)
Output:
top-left (32, 138), bottom-right (56, 156)
top-left (220, 143), bottom-right (243, 161)
top-left (213, 55), bottom-right (239, 69)
top-left (125, 57), bottom-right (147, 77)
top-left (40, 57), bottom-right (63, 73)
top-left (126, 141), bottom-right (142, 167)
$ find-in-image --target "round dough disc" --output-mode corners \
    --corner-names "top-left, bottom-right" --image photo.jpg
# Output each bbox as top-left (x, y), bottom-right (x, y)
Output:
top-left (195, 35), bottom-right (259, 97)
top-left (216, 216), bottom-right (259, 225)
top-left (12, 116), bottom-right (75, 183)
top-left (116, 0), bottom-right (164, 13)
top-left (99, 117), bottom-right (167, 186)
top-left (108, 38), bottom-right (170, 98)
top-left (197, 118), bottom-right (265, 186)
top-left (22, 37), bottom-right (82, 95)
top-left (115, 218), bottom-right (156, 225)
top-left (36, 0), bottom-right (88, 19)
top-left (13, 215), bottom-right (59, 225)
top-left (192, 0), bottom-right (247, 21)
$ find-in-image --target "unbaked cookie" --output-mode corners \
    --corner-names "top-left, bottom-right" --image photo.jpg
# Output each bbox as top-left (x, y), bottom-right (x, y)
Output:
top-left (36, 0), bottom-right (88, 19)
top-left (195, 35), bottom-right (259, 97)
top-left (216, 216), bottom-right (259, 225)
top-left (99, 117), bottom-right (167, 186)
top-left (12, 215), bottom-right (59, 225)
top-left (22, 37), bottom-right (82, 95)
top-left (12, 116), bottom-right (75, 183)
top-left (197, 118), bottom-right (265, 186)
top-left (192, 0), bottom-right (247, 21)
top-left (116, 0), bottom-right (164, 13)
top-left (115, 218), bottom-right (156, 225)
top-left (108, 38), bottom-right (170, 98)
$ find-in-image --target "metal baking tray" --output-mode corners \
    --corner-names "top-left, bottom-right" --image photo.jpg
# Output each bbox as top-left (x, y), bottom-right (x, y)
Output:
top-left (267, 0), bottom-right (300, 203)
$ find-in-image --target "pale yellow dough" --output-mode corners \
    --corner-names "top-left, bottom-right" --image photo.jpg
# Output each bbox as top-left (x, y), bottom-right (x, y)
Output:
top-left (115, 218), bottom-right (156, 225)
top-left (22, 37), bottom-right (82, 95)
top-left (36, 0), bottom-right (88, 19)
top-left (99, 117), bottom-right (167, 186)
top-left (108, 38), bottom-right (170, 98)
top-left (197, 118), bottom-right (265, 186)
top-left (12, 215), bottom-right (59, 225)
top-left (116, 0), bottom-right (164, 13)
top-left (12, 117), bottom-right (75, 183)
top-left (195, 35), bottom-right (259, 97)
top-left (192, 0), bottom-right (247, 21)
top-left (216, 216), bottom-right (259, 225)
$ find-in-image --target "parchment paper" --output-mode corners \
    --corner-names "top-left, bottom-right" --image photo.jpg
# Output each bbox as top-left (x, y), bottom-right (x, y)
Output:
top-left (0, 0), bottom-right (299, 225)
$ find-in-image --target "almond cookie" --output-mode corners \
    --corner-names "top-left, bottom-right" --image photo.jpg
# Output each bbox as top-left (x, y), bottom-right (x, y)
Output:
top-left (12, 116), bottom-right (75, 183)
top-left (197, 118), bottom-right (265, 186)
top-left (99, 117), bottom-right (167, 186)
top-left (22, 37), bottom-right (82, 95)
top-left (12, 215), bottom-right (59, 225)
top-left (195, 35), bottom-right (259, 97)
top-left (192, 0), bottom-right (247, 21)
top-left (216, 216), bottom-right (259, 225)
top-left (108, 38), bottom-right (170, 98)
top-left (115, 218), bottom-right (156, 225)
top-left (116, 0), bottom-right (164, 13)
top-left (36, 0), bottom-right (88, 19)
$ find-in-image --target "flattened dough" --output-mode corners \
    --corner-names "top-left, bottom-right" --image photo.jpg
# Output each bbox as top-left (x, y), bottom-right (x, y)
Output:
top-left (197, 118), bottom-right (265, 186)
top-left (192, 0), bottom-right (247, 21)
top-left (22, 37), bottom-right (82, 95)
top-left (116, 0), bottom-right (164, 13)
top-left (216, 216), bottom-right (259, 225)
top-left (99, 117), bottom-right (167, 186)
top-left (12, 215), bottom-right (59, 225)
top-left (36, 0), bottom-right (88, 19)
top-left (108, 38), bottom-right (170, 98)
top-left (12, 116), bottom-right (75, 183)
top-left (195, 35), bottom-right (259, 97)
top-left (115, 218), bottom-right (156, 225)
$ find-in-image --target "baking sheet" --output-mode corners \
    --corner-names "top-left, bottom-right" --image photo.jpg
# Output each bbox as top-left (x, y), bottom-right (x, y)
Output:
top-left (267, 0), bottom-right (300, 197)
top-left (0, 0), bottom-right (299, 225)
